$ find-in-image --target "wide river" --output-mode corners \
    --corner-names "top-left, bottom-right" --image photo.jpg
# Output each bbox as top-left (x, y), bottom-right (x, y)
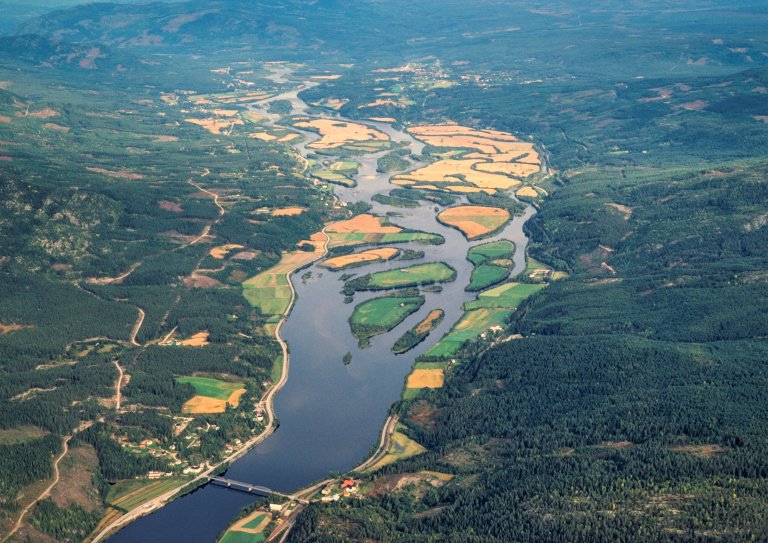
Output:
top-left (109, 76), bottom-right (535, 542)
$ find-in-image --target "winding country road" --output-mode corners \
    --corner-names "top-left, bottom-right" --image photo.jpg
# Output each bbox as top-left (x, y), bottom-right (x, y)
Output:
top-left (2, 435), bottom-right (71, 543)
top-left (113, 360), bottom-right (125, 411)
top-left (90, 226), bottom-right (333, 543)
top-left (353, 415), bottom-right (399, 473)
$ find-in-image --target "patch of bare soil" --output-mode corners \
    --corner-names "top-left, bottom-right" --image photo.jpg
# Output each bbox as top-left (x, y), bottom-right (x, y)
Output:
top-left (159, 200), bottom-right (183, 213)
top-left (50, 445), bottom-right (101, 511)
top-left (183, 274), bottom-right (223, 288)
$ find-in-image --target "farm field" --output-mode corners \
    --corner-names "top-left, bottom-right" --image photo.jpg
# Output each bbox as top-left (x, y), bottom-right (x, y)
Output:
top-left (242, 232), bottom-right (327, 318)
top-left (320, 247), bottom-right (400, 270)
top-left (468, 240), bottom-right (515, 264)
top-left (422, 307), bottom-right (513, 359)
top-left (467, 264), bottom-right (510, 292)
top-left (365, 427), bottom-right (427, 472)
top-left (176, 376), bottom-right (244, 400)
top-left (466, 240), bottom-right (515, 291)
top-left (348, 262), bottom-right (456, 291)
top-left (220, 531), bottom-right (266, 543)
top-left (464, 282), bottom-right (546, 311)
top-left (220, 510), bottom-right (272, 543)
top-left (312, 169), bottom-right (355, 187)
top-left (106, 477), bottom-right (190, 512)
top-left (292, 119), bottom-right (389, 150)
top-left (389, 124), bottom-right (541, 196)
top-left (392, 309), bottom-right (445, 354)
top-left (349, 294), bottom-right (425, 340)
top-left (424, 281), bottom-right (545, 359)
top-left (325, 214), bottom-right (443, 248)
top-left (177, 376), bottom-right (246, 414)
top-left (437, 206), bottom-right (510, 240)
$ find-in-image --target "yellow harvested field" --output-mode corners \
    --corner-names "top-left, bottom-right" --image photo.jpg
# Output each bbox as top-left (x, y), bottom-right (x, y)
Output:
top-left (369, 117), bottom-right (397, 123)
top-left (410, 125), bottom-right (518, 140)
top-left (0, 323), bottom-right (33, 335)
top-left (475, 162), bottom-right (538, 177)
top-left (359, 99), bottom-right (402, 108)
top-left (407, 369), bottom-right (445, 389)
top-left (294, 119), bottom-right (389, 150)
top-left (182, 388), bottom-right (245, 414)
top-left (209, 108), bottom-right (239, 117)
top-left (178, 331), bottom-right (210, 347)
top-left (387, 124), bottom-right (540, 197)
top-left (249, 132), bottom-right (277, 141)
top-left (326, 214), bottom-right (401, 234)
top-left (455, 308), bottom-right (493, 331)
top-left (242, 231), bottom-right (327, 316)
top-left (210, 244), bottom-right (245, 259)
top-left (279, 133), bottom-right (300, 142)
top-left (183, 396), bottom-right (226, 414)
top-left (272, 207), bottom-right (306, 216)
top-left (0, 115), bottom-right (10, 123)
top-left (393, 159), bottom-right (519, 190)
top-left (185, 117), bottom-right (244, 135)
top-left (415, 310), bottom-right (444, 334)
top-left (321, 247), bottom-right (399, 270)
top-left (85, 167), bottom-right (144, 180)
top-left (438, 205), bottom-right (510, 239)
top-left (42, 122), bottom-right (70, 132)
top-left (465, 146), bottom-right (539, 163)
top-left (444, 185), bottom-right (493, 194)
top-left (516, 186), bottom-right (539, 198)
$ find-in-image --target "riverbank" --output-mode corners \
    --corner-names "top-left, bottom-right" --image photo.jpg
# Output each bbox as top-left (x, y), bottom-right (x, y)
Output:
top-left (89, 228), bottom-right (333, 543)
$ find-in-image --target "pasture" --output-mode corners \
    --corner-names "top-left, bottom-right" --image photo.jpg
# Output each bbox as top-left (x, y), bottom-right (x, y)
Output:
top-left (349, 294), bottom-right (425, 339)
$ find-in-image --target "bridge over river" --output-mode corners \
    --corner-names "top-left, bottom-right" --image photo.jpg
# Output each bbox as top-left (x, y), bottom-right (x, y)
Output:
top-left (207, 477), bottom-right (305, 503)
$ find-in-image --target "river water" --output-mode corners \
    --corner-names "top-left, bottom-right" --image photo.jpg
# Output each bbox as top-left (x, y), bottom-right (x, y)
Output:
top-left (109, 75), bottom-right (534, 543)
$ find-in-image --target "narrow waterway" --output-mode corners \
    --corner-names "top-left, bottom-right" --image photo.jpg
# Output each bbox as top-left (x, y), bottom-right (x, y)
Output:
top-left (108, 74), bottom-right (535, 543)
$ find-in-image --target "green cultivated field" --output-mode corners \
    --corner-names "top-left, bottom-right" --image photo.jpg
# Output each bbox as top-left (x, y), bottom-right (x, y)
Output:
top-left (467, 264), bottom-right (510, 292)
top-left (221, 532), bottom-right (265, 543)
top-left (424, 281), bottom-right (545, 358)
top-left (350, 294), bottom-right (425, 339)
top-left (346, 262), bottom-right (456, 292)
top-left (464, 282), bottom-right (545, 310)
top-left (467, 240), bottom-right (515, 291)
top-left (175, 376), bottom-right (243, 400)
top-left (107, 478), bottom-right (191, 511)
top-left (468, 240), bottom-right (515, 265)
top-left (312, 169), bottom-right (356, 187)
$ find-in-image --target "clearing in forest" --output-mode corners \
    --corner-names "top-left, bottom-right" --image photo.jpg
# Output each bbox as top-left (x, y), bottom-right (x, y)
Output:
top-left (178, 376), bottom-right (246, 414)
top-left (321, 247), bottom-right (400, 270)
top-left (438, 206), bottom-right (510, 239)
top-left (366, 429), bottom-right (427, 472)
top-left (210, 244), bottom-right (245, 259)
top-left (178, 331), bottom-right (210, 347)
top-left (293, 119), bottom-right (389, 150)
top-left (271, 207), bottom-right (306, 216)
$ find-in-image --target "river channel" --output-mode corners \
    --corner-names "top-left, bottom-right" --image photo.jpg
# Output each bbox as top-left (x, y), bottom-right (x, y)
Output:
top-left (108, 74), bottom-right (535, 543)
